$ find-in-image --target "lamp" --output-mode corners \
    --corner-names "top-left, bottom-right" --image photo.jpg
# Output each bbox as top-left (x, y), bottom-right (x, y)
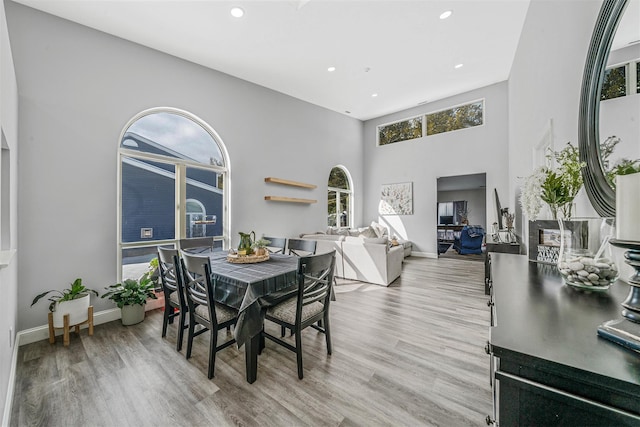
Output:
top-left (597, 173), bottom-right (640, 352)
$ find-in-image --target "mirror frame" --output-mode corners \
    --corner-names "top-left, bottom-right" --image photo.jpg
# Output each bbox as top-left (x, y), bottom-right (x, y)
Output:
top-left (578, 0), bottom-right (629, 217)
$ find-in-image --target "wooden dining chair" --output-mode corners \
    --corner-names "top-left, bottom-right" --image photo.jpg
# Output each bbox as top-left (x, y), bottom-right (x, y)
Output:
top-left (180, 252), bottom-right (238, 379)
top-left (157, 247), bottom-right (189, 352)
top-left (262, 236), bottom-right (287, 254)
top-left (287, 238), bottom-right (317, 257)
top-left (262, 250), bottom-right (336, 379)
top-left (179, 237), bottom-right (215, 254)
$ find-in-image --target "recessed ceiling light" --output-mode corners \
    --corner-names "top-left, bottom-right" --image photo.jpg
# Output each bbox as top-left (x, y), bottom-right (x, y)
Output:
top-left (327, 66), bottom-right (336, 72)
top-left (372, 93), bottom-right (378, 98)
top-left (440, 10), bottom-right (452, 20)
top-left (454, 63), bottom-right (464, 69)
top-left (230, 7), bottom-right (244, 18)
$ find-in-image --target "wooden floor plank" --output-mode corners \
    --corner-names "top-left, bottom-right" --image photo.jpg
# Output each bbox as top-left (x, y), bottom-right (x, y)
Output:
top-left (11, 256), bottom-right (492, 426)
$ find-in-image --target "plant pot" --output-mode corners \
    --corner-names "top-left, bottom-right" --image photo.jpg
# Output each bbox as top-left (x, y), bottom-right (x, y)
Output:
top-left (52, 293), bottom-right (90, 328)
top-left (121, 304), bottom-right (145, 326)
top-left (255, 248), bottom-right (267, 256)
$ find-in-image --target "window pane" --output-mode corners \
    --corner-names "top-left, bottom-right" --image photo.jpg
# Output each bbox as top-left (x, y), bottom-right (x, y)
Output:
top-left (121, 157), bottom-right (175, 243)
top-left (328, 190), bottom-right (337, 226)
top-left (123, 112), bottom-right (225, 166)
top-left (328, 167), bottom-right (349, 189)
top-left (601, 65), bottom-right (626, 100)
top-left (121, 245), bottom-right (170, 283)
top-left (339, 192), bottom-right (350, 227)
top-left (378, 116), bottom-right (423, 145)
top-left (185, 166), bottom-right (223, 238)
top-left (426, 101), bottom-right (484, 136)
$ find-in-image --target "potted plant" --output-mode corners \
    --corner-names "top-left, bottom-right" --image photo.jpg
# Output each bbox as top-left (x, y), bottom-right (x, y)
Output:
top-left (252, 238), bottom-right (271, 256)
top-left (31, 278), bottom-right (99, 328)
top-left (102, 272), bottom-right (158, 325)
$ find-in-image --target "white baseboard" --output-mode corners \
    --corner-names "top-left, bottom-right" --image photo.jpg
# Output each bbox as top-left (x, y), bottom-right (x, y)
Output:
top-left (410, 251), bottom-right (438, 259)
top-left (17, 308), bottom-right (122, 347)
top-left (2, 331), bottom-right (19, 427)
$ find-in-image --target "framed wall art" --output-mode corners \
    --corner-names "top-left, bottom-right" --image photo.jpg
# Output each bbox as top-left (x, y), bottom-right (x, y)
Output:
top-left (379, 182), bottom-right (413, 215)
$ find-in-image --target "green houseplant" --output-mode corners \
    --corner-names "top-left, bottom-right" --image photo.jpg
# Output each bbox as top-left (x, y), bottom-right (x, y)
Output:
top-left (252, 238), bottom-right (271, 256)
top-left (31, 278), bottom-right (99, 328)
top-left (102, 272), bottom-right (157, 325)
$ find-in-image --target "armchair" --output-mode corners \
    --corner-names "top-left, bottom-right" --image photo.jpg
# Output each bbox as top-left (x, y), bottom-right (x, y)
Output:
top-left (453, 225), bottom-right (485, 255)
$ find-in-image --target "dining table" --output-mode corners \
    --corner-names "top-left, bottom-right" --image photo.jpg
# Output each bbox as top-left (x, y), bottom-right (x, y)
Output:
top-left (206, 251), bottom-right (299, 383)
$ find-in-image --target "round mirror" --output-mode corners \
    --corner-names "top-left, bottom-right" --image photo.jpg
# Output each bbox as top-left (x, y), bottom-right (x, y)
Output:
top-left (579, 0), bottom-right (640, 217)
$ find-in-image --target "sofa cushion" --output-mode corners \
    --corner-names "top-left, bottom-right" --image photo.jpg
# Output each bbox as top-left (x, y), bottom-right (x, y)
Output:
top-left (364, 236), bottom-right (388, 245)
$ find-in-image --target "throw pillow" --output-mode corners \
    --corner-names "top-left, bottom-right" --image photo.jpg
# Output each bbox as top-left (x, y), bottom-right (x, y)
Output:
top-left (359, 226), bottom-right (378, 238)
top-left (369, 221), bottom-right (388, 238)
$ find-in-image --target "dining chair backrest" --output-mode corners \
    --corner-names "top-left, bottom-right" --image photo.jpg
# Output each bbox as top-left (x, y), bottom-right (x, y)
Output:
top-left (180, 252), bottom-right (217, 321)
top-left (262, 236), bottom-right (287, 254)
top-left (158, 246), bottom-right (189, 350)
top-left (296, 250), bottom-right (336, 318)
top-left (287, 238), bottom-right (317, 257)
top-left (180, 237), bottom-right (215, 254)
top-left (157, 247), bottom-right (184, 301)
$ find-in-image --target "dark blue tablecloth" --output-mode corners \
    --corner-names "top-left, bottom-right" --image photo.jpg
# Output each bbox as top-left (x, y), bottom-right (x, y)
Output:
top-left (208, 252), bottom-right (298, 347)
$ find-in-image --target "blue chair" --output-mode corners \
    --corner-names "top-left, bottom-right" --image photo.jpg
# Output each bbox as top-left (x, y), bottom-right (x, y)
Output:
top-left (453, 225), bottom-right (485, 255)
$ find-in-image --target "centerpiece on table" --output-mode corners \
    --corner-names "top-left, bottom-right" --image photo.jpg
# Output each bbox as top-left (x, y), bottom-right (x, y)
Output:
top-left (227, 231), bottom-right (270, 263)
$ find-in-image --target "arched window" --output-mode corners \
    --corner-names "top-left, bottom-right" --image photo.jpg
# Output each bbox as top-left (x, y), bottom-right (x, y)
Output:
top-left (118, 108), bottom-right (228, 280)
top-left (327, 166), bottom-right (353, 228)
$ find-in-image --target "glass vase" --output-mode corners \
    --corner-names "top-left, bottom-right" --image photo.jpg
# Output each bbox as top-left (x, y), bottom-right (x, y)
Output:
top-left (557, 217), bottom-right (618, 290)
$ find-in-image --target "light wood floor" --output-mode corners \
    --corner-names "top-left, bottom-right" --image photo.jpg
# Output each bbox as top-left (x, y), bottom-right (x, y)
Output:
top-left (10, 256), bottom-right (491, 426)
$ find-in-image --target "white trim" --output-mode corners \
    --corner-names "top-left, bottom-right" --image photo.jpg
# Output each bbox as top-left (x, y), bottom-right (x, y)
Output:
top-left (17, 308), bottom-right (122, 346)
top-left (2, 330), bottom-right (19, 427)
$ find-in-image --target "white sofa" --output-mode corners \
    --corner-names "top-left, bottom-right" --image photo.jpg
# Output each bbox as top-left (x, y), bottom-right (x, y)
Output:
top-left (300, 225), bottom-right (408, 286)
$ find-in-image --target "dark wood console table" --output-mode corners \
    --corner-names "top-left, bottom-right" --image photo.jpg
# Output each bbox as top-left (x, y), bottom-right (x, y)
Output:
top-left (488, 253), bottom-right (640, 425)
top-left (484, 242), bottom-right (520, 295)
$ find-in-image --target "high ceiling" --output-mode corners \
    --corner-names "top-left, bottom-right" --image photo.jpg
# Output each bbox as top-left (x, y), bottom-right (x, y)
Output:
top-left (13, 0), bottom-right (533, 120)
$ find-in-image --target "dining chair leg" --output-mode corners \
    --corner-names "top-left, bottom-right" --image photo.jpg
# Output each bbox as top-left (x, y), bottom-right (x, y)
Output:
top-left (162, 306), bottom-right (170, 338)
top-left (281, 325), bottom-right (286, 337)
top-left (324, 314), bottom-right (332, 355)
top-left (208, 329), bottom-right (218, 379)
top-left (176, 311), bottom-right (186, 352)
top-left (295, 329), bottom-right (304, 379)
top-left (186, 316), bottom-right (195, 359)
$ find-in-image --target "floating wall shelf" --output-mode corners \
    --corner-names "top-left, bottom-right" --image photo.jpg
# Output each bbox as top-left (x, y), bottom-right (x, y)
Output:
top-left (264, 196), bottom-right (317, 204)
top-left (264, 177), bottom-right (317, 189)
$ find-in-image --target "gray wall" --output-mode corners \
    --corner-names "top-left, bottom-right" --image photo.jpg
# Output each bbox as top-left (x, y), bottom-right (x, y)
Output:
top-left (437, 189), bottom-right (487, 228)
top-left (508, 0), bottom-right (603, 252)
top-left (362, 82), bottom-right (509, 257)
top-left (0, 0), bottom-right (19, 420)
top-left (6, 2), bottom-right (364, 331)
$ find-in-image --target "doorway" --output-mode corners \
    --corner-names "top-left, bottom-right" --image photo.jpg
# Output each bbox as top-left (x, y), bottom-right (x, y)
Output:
top-left (436, 173), bottom-right (486, 260)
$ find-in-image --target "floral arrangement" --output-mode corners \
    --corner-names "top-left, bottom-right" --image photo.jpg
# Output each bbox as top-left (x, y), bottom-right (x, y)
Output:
top-left (520, 138), bottom-right (639, 221)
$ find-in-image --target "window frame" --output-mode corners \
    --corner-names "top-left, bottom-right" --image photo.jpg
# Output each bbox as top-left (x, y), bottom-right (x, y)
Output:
top-left (327, 165), bottom-right (354, 229)
top-left (117, 107), bottom-right (229, 281)
top-left (376, 114), bottom-right (424, 146)
top-left (425, 98), bottom-right (485, 136)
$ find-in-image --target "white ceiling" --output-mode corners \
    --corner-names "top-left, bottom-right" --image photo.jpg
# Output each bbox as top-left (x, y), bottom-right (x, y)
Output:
top-left (12, 0), bottom-right (534, 120)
